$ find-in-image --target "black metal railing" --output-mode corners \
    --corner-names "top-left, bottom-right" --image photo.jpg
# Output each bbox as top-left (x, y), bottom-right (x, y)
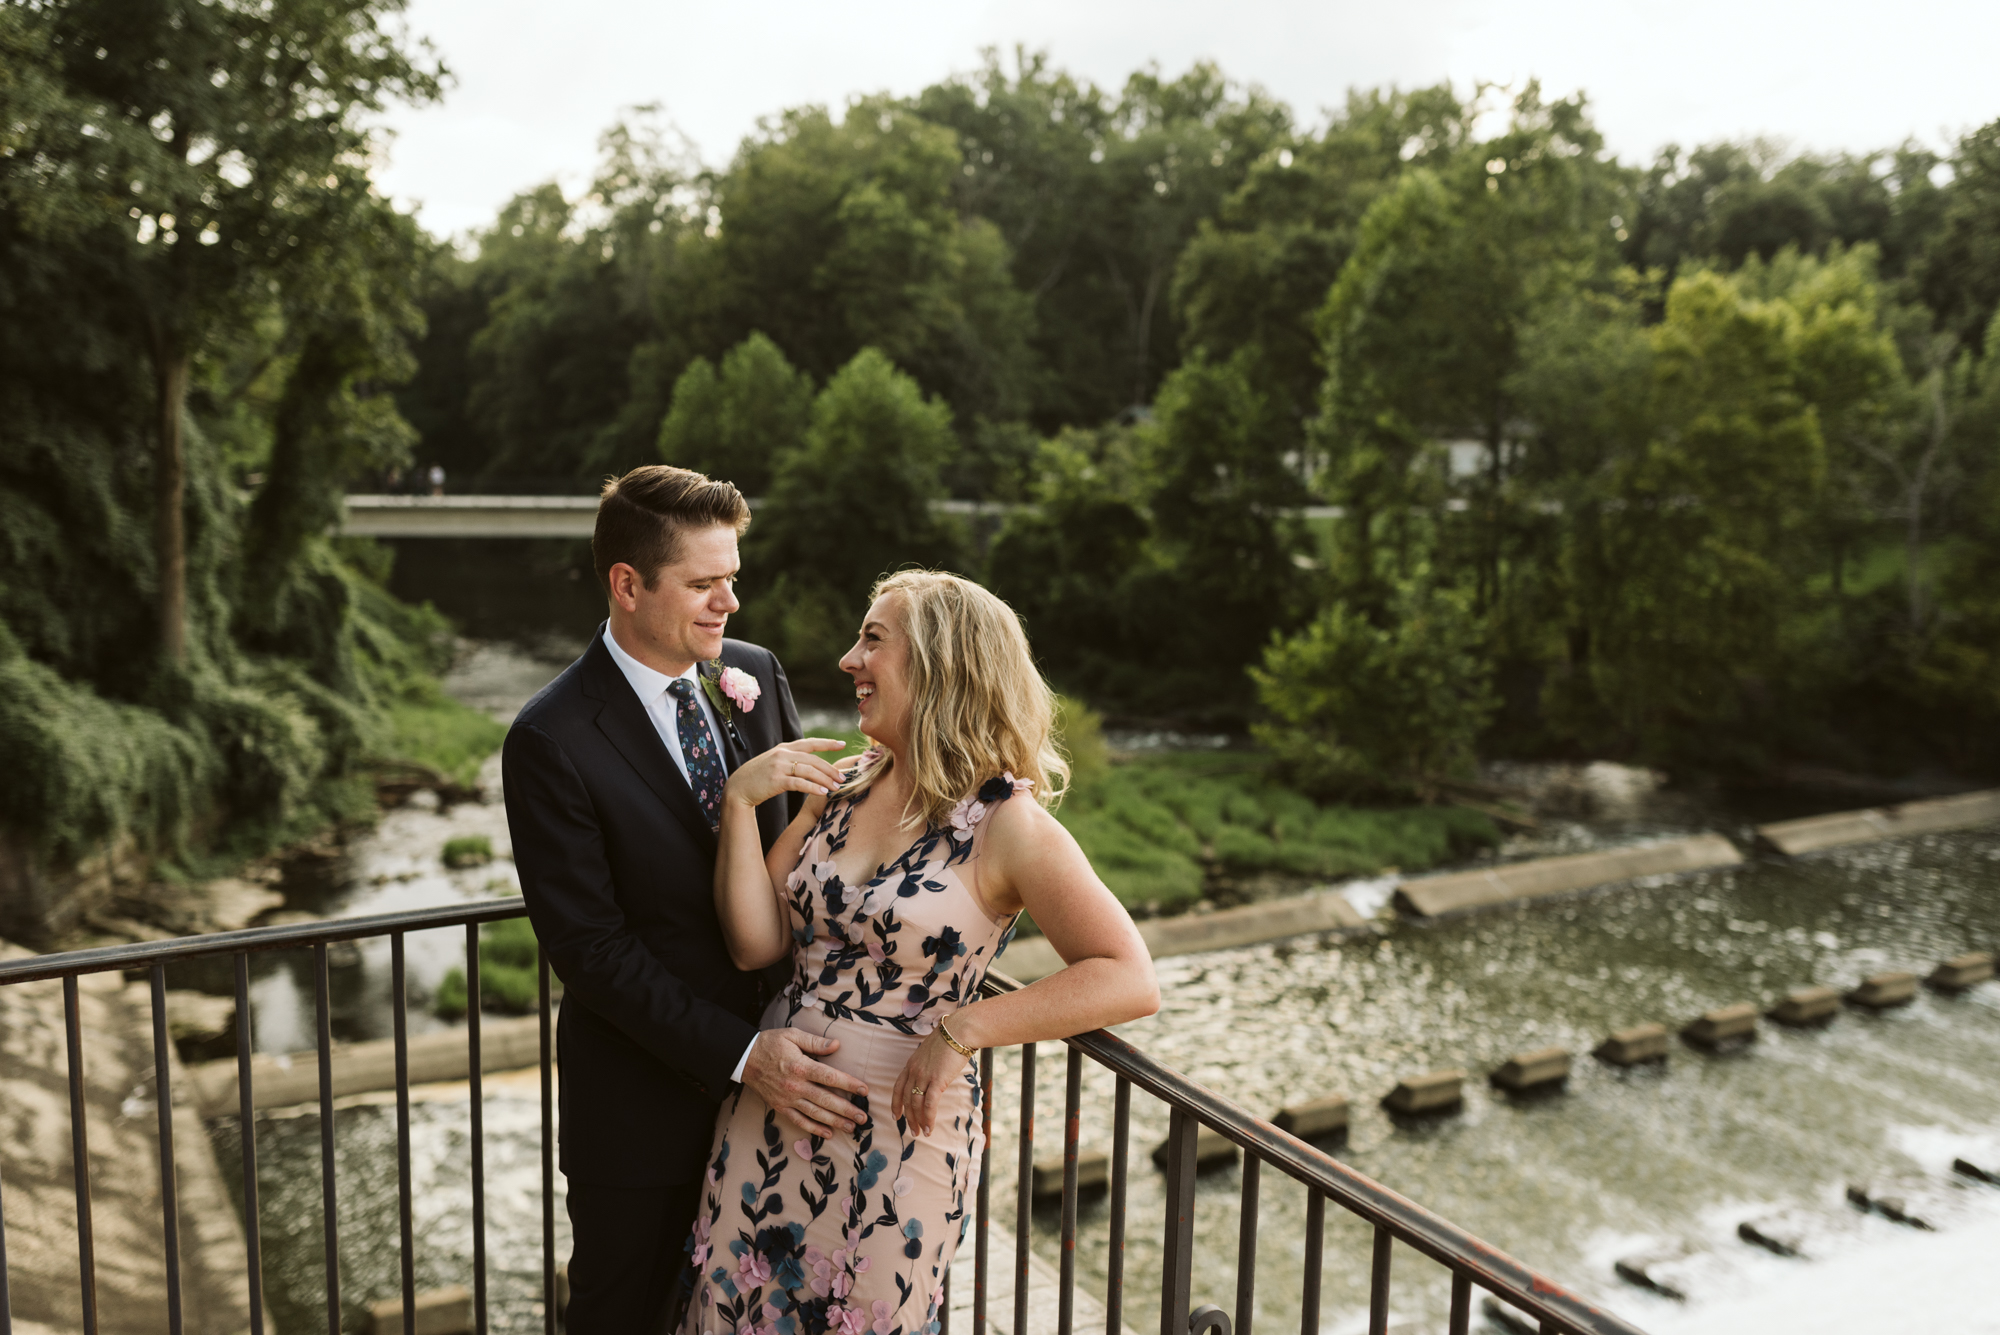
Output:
top-left (0, 900), bottom-right (1649, 1335)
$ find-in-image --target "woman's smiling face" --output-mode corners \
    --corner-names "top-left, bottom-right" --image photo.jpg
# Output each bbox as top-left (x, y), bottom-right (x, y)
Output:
top-left (840, 593), bottom-right (911, 746)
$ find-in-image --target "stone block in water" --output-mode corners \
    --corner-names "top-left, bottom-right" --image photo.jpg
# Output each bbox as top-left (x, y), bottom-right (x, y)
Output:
top-left (1382, 1068), bottom-right (1465, 1114)
top-left (1768, 985), bottom-right (1841, 1027)
top-left (1150, 1124), bottom-right (1237, 1172)
top-left (1736, 1217), bottom-right (1807, 1258)
top-left (1952, 1157), bottom-right (1999, 1185)
top-left (1681, 1003), bottom-right (1758, 1050)
top-left (369, 1284), bottom-right (473, 1335)
top-left (1846, 1183), bottom-right (1935, 1230)
top-left (1613, 1251), bottom-right (1690, 1301)
top-left (1594, 1023), bottom-right (1668, 1066)
top-left (1272, 1093), bottom-right (1350, 1143)
top-left (1928, 951), bottom-right (1994, 992)
top-left (1489, 1047), bottom-right (1571, 1092)
top-left (1848, 971), bottom-right (1917, 1008)
top-left (1032, 1149), bottom-right (1110, 1199)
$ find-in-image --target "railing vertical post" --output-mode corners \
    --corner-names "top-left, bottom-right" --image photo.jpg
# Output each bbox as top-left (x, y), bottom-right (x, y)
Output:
top-left (1158, 1107), bottom-right (1198, 1335)
top-left (0, 1147), bottom-right (12, 1335)
top-left (1014, 1042), bottom-right (1036, 1335)
top-left (63, 975), bottom-right (98, 1335)
top-left (233, 953), bottom-right (265, 1335)
top-left (1105, 1077), bottom-right (1129, 1335)
top-left (975, 1046), bottom-right (993, 1335)
top-left (1233, 1153), bottom-right (1259, 1335)
top-left (392, 933), bottom-right (415, 1335)
top-left (467, 923), bottom-right (489, 1335)
top-left (314, 943), bottom-right (340, 1335)
top-left (1367, 1226), bottom-right (1391, 1335)
top-left (1298, 1191), bottom-right (1324, 1335)
top-left (149, 965), bottom-right (184, 1335)
top-left (1448, 1272), bottom-right (1470, 1335)
top-left (539, 947), bottom-right (556, 1335)
top-left (1058, 1044), bottom-right (1082, 1335)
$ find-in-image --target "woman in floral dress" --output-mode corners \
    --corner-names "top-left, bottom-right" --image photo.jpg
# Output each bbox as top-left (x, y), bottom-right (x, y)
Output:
top-left (683, 570), bottom-right (1160, 1335)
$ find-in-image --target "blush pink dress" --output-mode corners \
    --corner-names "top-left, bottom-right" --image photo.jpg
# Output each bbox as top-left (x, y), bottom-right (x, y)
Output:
top-left (680, 774), bottom-right (1030, 1335)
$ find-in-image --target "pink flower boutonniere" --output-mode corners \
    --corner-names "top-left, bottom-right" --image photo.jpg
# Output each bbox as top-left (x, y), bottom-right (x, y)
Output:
top-left (699, 659), bottom-right (759, 748)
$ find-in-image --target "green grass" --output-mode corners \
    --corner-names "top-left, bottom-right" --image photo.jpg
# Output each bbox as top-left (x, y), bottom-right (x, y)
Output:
top-left (433, 916), bottom-right (542, 1019)
top-left (1056, 751), bottom-right (1499, 916)
top-left (442, 834), bottom-right (493, 868)
top-left (382, 686), bottom-right (508, 790)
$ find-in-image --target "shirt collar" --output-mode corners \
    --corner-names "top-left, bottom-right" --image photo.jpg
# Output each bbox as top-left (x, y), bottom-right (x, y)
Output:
top-left (602, 625), bottom-right (701, 704)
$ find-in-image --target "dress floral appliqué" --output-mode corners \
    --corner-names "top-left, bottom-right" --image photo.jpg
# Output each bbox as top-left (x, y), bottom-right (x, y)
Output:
top-left (680, 779), bottom-right (1026, 1335)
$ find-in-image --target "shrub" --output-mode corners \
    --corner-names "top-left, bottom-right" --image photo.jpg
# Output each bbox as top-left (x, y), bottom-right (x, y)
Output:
top-left (433, 916), bottom-right (542, 1019)
top-left (442, 835), bottom-right (493, 869)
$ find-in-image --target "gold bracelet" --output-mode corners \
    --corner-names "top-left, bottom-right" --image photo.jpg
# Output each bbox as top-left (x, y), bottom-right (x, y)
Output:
top-left (937, 1012), bottom-right (977, 1057)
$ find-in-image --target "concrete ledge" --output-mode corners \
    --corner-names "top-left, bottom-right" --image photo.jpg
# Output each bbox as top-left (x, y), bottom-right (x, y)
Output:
top-left (1000, 887), bottom-right (1366, 981)
top-left (187, 1014), bottom-right (545, 1117)
top-left (1754, 788), bottom-right (2000, 855)
top-left (1394, 835), bottom-right (1743, 918)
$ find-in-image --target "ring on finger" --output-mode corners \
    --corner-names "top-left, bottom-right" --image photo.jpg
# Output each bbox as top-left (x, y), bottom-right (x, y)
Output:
top-left (910, 1086), bottom-right (925, 1097)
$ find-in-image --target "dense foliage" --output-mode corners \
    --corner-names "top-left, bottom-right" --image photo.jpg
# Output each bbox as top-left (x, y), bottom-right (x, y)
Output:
top-left (0, 0), bottom-right (498, 894)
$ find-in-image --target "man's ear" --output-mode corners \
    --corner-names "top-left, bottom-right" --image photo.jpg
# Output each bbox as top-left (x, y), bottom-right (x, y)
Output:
top-left (607, 562), bottom-right (645, 613)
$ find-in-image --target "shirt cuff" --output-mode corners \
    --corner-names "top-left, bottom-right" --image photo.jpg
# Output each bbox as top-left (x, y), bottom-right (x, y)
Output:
top-left (730, 1032), bottom-right (758, 1084)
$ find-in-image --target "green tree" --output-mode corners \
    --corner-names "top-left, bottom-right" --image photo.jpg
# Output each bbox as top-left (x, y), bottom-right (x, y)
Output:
top-left (656, 332), bottom-right (813, 498)
top-left (0, 0), bottom-right (443, 660)
top-left (1252, 579), bottom-right (1497, 801)
top-left (737, 349), bottom-right (965, 697)
top-left (1913, 118), bottom-right (2000, 352)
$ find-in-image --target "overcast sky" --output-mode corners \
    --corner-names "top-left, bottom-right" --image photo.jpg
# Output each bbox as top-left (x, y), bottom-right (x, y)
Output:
top-left (372, 0), bottom-right (2000, 238)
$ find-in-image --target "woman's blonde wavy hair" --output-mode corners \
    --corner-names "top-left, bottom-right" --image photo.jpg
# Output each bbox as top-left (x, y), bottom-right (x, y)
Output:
top-left (844, 570), bottom-right (1069, 829)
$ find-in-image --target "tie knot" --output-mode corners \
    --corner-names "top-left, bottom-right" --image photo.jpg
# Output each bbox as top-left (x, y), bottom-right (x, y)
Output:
top-left (668, 677), bottom-right (696, 701)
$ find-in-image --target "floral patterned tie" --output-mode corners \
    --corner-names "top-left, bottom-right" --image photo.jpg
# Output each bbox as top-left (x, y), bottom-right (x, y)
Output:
top-left (667, 677), bottom-right (726, 830)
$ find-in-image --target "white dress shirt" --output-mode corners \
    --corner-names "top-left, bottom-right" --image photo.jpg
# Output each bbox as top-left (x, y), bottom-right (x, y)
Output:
top-left (601, 626), bottom-right (761, 1084)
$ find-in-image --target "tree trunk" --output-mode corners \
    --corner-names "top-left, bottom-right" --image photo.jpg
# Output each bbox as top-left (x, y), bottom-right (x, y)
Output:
top-left (155, 344), bottom-right (190, 662)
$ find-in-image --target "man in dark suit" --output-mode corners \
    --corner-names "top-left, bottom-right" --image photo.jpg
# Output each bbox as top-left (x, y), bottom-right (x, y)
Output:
top-left (504, 466), bottom-right (868, 1333)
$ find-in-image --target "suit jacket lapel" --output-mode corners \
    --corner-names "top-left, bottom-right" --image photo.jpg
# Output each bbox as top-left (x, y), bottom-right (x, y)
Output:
top-left (580, 634), bottom-right (717, 853)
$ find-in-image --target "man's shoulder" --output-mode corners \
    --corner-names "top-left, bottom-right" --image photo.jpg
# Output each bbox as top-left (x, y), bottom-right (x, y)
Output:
top-left (719, 637), bottom-right (779, 674)
top-left (511, 643), bottom-right (602, 734)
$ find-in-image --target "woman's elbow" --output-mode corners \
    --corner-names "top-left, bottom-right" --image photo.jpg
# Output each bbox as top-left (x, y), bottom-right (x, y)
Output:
top-left (1120, 957), bottom-right (1161, 1021)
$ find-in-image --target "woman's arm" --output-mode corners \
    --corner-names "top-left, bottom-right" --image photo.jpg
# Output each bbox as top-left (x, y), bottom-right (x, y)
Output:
top-left (893, 798), bottom-right (1159, 1132)
top-left (714, 738), bottom-right (848, 971)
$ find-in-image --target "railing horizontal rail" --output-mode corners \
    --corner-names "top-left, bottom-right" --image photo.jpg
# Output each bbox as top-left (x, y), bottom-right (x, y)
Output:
top-left (0, 899), bottom-right (531, 984)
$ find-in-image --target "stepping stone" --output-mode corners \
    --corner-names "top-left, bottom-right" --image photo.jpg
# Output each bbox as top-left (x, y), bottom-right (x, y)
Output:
top-left (1613, 1251), bottom-right (1690, 1301)
top-left (1848, 972), bottom-right (1918, 1008)
top-left (1150, 1125), bottom-right (1237, 1173)
top-left (1382, 1068), bottom-right (1465, 1115)
top-left (1031, 1149), bottom-right (1110, 1200)
top-left (1845, 1184), bottom-right (1935, 1230)
top-left (1594, 1023), bottom-right (1669, 1066)
top-left (1480, 1298), bottom-right (1540, 1334)
top-left (1952, 1157), bottom-right (1999, 1185)
top-left (370, 1284), bottom-right (473, 1335)
top-left (1928, 951), bottom-right (1995, 992)
top-left (1768, 985), bottom-right (1840, 1027)
top-left (1272, 1093), bottom-right (1349, 1144)
top-left (1737, 1217), bottom-right (1807, 1258)
top-left (1490, 1047), bottom-right (1571, 1093)
top-left (1682, 1003), bottom-right (1758, 1051)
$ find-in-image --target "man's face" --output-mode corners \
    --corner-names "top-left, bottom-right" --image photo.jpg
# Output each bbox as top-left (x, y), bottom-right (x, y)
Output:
top-left (608, 524), bottom-right (741, 673)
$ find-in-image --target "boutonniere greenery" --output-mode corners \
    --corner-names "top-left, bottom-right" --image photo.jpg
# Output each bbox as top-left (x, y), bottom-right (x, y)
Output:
top-left (699, 659), bottom-right (760, 747)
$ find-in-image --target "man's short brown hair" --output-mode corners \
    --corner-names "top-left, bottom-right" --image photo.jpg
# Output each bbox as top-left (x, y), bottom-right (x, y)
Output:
top-left (592, 466), bottom-right (751, 592)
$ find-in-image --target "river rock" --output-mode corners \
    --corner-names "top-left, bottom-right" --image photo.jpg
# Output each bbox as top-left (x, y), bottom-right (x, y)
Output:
top-left (1768, 984), bottom-right (1840, 1027)
top-left (1594, 1022), bottom-right (1669, 1066)
top-left (1382, 1068), bottom-right (1465, 1115)
top-left (1848, 971), bottom-right (1917, 1008)
top-left (1928, 951), bottom-right (1994, 992)
top-left (1845, 1183), bottom-right (1935, 1230)
top-left (1480, 1297), bottom-right (1540, 1334)
top-left (1273, 1093), bottom-right (1350, 1143)
top-left (1490, 1047), bottom-right (1570, 1093)
top-left (1952, 1157), bottom-right (1999, 1185)
top-left (1681, 1003), bottom-right (1758, 1051)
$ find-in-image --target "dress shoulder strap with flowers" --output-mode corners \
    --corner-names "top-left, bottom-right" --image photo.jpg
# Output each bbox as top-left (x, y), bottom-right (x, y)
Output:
top-left (781, 769), bottom-right (1032, 1034)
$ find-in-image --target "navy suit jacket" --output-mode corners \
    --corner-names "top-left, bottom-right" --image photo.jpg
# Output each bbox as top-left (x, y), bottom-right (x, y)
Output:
top-left (503, 628), bottom-right (801, 1186)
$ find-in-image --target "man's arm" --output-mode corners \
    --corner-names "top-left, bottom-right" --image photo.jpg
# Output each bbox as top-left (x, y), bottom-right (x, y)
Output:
top-left (503, 720), bottom-right (752, 1094)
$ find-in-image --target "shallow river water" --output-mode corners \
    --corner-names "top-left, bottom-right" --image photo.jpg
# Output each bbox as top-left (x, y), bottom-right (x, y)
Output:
top-left (213, 642), bottom-right (2000, 1334)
